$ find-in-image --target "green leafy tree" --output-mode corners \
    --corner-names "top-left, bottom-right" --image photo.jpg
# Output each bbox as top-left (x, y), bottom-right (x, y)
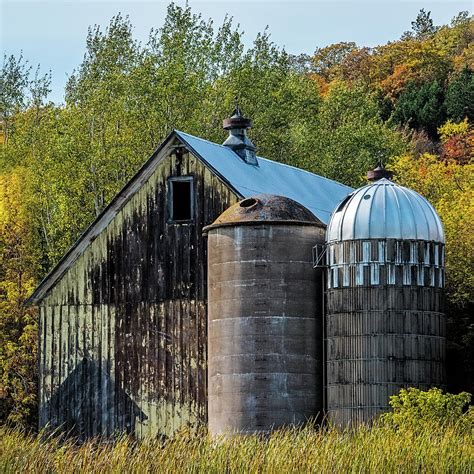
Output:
top-left (310, 82), bottom-right (408, 186)
top-left (445, 66), bottom-right (474, 121)
top-left (311, 42), bottom-right (358, 81)
top-left (392, 80), bottom-right (446, 137)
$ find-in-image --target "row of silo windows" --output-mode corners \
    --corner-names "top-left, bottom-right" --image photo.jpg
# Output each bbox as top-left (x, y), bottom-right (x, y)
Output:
top-left (328, 240), bottom-right (445, 266)
top-left (328, 263), bottom-right (444, 289)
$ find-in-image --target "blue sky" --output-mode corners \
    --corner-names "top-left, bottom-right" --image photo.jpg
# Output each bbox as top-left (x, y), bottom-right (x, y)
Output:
top-left (1, 1), bottom-right (471, 104)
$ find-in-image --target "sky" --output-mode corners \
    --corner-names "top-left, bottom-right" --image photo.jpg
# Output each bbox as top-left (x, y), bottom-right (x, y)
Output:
top-left (1, 0), bottom-right (472, 104)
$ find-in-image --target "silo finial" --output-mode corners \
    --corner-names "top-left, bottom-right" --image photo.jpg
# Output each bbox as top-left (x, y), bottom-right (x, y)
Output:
top-left (367, 161), bottom-right (394, 181)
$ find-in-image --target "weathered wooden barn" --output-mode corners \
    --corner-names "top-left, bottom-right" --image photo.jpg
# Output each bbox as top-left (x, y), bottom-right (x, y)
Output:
top-left (28, 110), bottom-right (351, 438)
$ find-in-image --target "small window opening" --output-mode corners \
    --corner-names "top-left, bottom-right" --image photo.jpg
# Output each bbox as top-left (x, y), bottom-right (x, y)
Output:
top-left (169, 177), bottom-right (194, 222)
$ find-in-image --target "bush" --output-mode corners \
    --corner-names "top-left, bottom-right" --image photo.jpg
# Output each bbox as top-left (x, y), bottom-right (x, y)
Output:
top-left (381, 387), bottom-right (472, 430)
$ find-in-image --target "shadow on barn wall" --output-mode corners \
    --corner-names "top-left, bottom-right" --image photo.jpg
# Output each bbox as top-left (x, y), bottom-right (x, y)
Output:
top-left (44, 357), bottom-right (147, 439)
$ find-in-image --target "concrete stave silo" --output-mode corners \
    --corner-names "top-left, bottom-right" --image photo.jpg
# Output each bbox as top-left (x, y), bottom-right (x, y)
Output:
top-left (205, 194), bottom-right (325, 435)
top-left (325, 168), bottom-right (446, 426)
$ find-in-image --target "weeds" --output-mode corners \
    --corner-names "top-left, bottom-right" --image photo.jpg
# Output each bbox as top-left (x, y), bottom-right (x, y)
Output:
top-left (1, 418), bottom-right (472, 473)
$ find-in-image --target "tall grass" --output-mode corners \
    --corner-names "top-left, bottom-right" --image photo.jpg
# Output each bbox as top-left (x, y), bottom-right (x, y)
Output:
top-left (1, 420), bottom-right (472, 473)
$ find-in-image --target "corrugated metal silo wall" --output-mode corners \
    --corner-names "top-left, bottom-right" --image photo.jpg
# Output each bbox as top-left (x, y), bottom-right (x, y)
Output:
top-left (326, 238), bottom-right (446, 426)
top-left (37, 150), bottom-right (239, 439)
top-left (207, 224), bottom-right (325, 435)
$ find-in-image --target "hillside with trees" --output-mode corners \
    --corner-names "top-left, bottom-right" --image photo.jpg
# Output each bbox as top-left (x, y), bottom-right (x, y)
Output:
top-left (0, 4), bottom-right (473, 428)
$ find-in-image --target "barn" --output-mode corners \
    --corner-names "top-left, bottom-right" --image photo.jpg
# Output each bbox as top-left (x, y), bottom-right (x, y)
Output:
top-left (28, 109), bottom-right (351, 438)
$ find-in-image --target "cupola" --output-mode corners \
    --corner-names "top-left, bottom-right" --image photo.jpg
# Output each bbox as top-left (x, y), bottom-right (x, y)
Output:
top-left (222, 106), bottom-right (258, 165)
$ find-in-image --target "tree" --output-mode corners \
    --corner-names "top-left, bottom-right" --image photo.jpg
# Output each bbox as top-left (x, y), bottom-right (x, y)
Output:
top-left (0, 55), bottom-right (30, 146)
top-left (307, 82), bottom-right (408, 187)
top-left (392, 80), bottom-right (446, 137)
top-left (382, 388), bottom-right (471, 431)
top-left (438, 118), bottom-right (473, 165)
top-left (0, 54), bottom-right (51, 148)
top-left (391, 151), bottom-right (474, 394)
top-left (311, 42), bottom-right (358, 81)
top-left (410, 9), bottom-right (438, 40)
top-left (445, 66), bottom-right (474, 122)
top-left (0, 171), bottom-right (39, 427)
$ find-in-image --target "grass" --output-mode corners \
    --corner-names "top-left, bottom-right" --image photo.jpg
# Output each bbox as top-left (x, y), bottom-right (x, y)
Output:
top-left (1, 420), bottom-right (473, 473)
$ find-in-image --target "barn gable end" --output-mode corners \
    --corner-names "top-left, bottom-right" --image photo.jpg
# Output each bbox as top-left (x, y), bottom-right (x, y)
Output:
top-left (37, 140), bottom-right (240, 438)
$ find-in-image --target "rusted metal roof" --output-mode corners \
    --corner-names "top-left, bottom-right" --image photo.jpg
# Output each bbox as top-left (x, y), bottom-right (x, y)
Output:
top-left (204, 194), bottom-right (324, 231)
top-left (176, 131), bottom-right (352, 224)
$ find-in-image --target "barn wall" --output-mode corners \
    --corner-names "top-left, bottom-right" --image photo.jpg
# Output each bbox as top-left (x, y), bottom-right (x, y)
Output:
top-left (39, 148), bottom-right (239, 438)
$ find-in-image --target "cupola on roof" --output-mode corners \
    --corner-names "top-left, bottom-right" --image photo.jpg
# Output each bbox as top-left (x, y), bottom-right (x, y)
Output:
top-left (327, 178), bottom-right (445, 243)
top-left (222, 105), bottom-right (257, 165)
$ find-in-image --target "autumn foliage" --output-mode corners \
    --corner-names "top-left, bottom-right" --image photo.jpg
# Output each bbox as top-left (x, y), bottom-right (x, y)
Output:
top-left (0, 4), bottom-right (473, 428)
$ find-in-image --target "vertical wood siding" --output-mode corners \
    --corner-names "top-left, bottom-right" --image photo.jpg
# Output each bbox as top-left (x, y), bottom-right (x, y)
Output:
top-left (38, 149), bottom-right (239, 438)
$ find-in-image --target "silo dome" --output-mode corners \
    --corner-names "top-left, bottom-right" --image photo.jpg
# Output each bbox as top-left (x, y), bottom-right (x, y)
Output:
top-left (205, 194), bottom-right (325, 435)
top-left (327, 178), bottom-right (444, 243)
top-left (325, 169), bottom-right (446, 427)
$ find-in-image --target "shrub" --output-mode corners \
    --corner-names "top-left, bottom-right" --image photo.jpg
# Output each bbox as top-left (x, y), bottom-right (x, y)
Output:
top-left (381, 387), bottom-right (472, 430)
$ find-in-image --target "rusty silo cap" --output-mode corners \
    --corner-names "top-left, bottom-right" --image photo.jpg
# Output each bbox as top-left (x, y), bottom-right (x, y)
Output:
top-left (203, 194), bottom-right (324, 233)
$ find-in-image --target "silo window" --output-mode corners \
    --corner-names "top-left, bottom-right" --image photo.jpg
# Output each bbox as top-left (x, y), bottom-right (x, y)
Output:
top-left (417, 266), bottom-right (424, 286)
top-left (168, 177), bottom-right (194, 223)
top-left (362, 241), bottom-right (370, 262)
top-left (332, 267), bottom-right (339, 288)
top-left (343, 266), bottom-right (350, 287)
top-left (387, 265), bottom-right (395, 285)
top-left (378, 241), bottom-right (386, 262)
top-left (370, 264), bottom-right (379, 285)
top-left (403, 265), bottom-right (411, 285)
top-left (356, 264), bottom-right (364, 286)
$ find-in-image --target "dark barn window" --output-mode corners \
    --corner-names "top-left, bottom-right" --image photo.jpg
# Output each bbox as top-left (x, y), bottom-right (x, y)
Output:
top-left (169, 177), bottom-right (194, 222)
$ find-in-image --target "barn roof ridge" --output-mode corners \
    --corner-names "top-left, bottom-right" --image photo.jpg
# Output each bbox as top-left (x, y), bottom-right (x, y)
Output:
top-left (28, 129), bottom-right (352, 304)
top-left (176, 129), bottom-right (351, 187)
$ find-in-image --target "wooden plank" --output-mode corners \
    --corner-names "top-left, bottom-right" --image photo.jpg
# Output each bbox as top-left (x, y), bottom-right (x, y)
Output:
top-left (60, 305), bottom-right (69, 429)
top-left (38, 307), bottom-right (46, 428)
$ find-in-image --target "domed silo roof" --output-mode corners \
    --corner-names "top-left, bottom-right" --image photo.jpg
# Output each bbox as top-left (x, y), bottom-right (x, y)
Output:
top-left (327, 178), bottom-right (444, 243)
top-left (204, 194), bottom-right (324, 231)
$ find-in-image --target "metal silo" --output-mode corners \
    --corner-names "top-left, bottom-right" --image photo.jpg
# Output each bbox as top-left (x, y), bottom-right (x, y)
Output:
top-left (325, 165), bottom-right (446, 426)
top-left (205, 194), bottom-right (325, 435)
